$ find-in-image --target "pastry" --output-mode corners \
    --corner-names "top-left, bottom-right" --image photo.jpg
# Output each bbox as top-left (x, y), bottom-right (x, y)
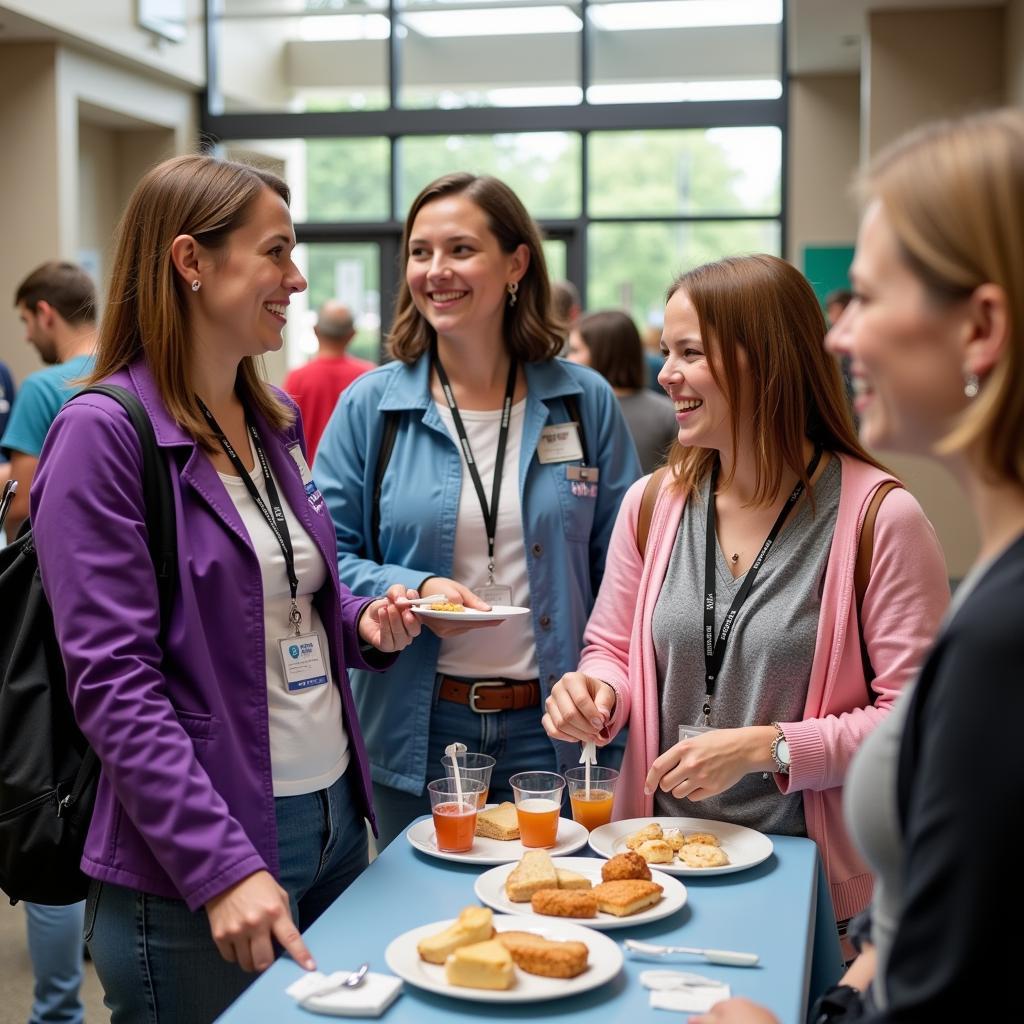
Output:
top-left (601, 851), bottom-right (652, 882)
top-left (504, 849), bottom-right (558, 902)
top-left (635, 838), bottom-right (674, 864)
top-left (444, 939), bottom-right (514, 990)
top-left (592, 879), bottom-right (664, 917)
top-left (475, 801), bottom-right (520, 841)
top-left (497, 931), bottom-right (589, 979)
top-left (624, 823), bottom-right (663, 850)
top-left (530, 888), bottom-right (598, 918)
top-left (679, 842), bottom-right (730, 868)
top-left (554, 867), bottom-right (592, 891)
top-left (684, 832), bottom-right (721, 847)
top-left (662, 827), bottom-right (686, 851)
top-left (429, 601), bottom-right (465, 612)
top-left (417, 906), bottom-right (495, 964)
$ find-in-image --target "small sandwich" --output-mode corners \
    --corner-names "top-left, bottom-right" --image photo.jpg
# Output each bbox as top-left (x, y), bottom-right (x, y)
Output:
top-left (417, 906), bottom-right (495, 964)
top-left (475, 801), bottom-right (520, 841)
top-left (592, 879), bottom-right (664, 917)
top-left (445, 939), bottom-right (514, 990)
top-left (497, 931), bottom-right (590, 979)
top-left (504, 850), bottom-right (558, 903)
top-left (554, 867), bottom-right (593, 891)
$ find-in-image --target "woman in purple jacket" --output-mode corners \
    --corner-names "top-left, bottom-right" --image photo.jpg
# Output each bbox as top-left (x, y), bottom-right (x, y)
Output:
top-left (30, 155), bottom-right (421, 1023)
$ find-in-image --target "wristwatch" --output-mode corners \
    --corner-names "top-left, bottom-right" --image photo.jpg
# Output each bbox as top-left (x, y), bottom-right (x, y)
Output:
top-left (770, 722), bottom-right (791, 775)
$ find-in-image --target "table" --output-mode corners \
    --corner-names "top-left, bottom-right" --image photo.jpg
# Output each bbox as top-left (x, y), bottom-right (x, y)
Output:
top-left (216, 823), bottom-right (843, 1022)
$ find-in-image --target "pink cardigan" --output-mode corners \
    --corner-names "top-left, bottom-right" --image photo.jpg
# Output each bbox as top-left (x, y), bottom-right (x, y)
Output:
top-left (580, 455), bottom-right (949, 921)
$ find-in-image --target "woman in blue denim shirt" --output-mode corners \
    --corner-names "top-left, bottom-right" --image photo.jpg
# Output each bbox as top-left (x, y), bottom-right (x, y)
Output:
top-left (315, 173), bottom-right (641, 846)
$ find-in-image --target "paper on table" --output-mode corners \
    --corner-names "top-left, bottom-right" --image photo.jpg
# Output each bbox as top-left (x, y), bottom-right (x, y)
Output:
top-left (286, 970), bottom-right (402, 1017)
top-left (650, 984), bottom-right (730, 1013)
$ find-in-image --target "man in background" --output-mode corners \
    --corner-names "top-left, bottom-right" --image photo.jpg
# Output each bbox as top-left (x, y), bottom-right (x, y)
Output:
top-left (283, 300), bottom-right (374, 460)
top-left (0, 260), bottom-right (96, 1024)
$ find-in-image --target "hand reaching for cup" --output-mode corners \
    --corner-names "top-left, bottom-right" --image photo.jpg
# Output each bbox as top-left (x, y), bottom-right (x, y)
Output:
top-left (542, 672), bottom-right (617, 745)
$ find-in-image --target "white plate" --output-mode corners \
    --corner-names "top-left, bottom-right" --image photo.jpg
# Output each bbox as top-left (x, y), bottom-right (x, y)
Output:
top-left (474, 856), bottom-right (687, 930)
top-left (384, 913), bottom-right (623, 1004)
top-left (588, 817), bottom-right (774, 876)
top-left (411, 605), bottom-right (531, 622)
top-left (407, 815), bottom-right (589, 865)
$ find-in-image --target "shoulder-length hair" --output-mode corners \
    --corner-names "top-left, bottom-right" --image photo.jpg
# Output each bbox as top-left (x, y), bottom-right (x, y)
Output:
top-left (861, 108), bottom-right (1024, 489)
top-left (388, 173), bottom-right (563, 364)
top-left (87, 154), bottom-right (293, 450)
top-left (576, 310), bottom-right (645, 390)
top-left (666, 254), bottom-right (884, 502)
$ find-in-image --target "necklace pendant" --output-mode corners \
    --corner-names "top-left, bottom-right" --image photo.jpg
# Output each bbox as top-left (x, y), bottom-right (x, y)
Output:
top-left (730, 552), bottom-right (740, 564)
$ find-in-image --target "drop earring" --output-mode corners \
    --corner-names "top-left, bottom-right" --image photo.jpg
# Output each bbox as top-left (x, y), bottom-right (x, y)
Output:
top-left (507, 281), bottom-right (518, 307)
top-left (191, 279), bottom-right (201, 293)
top-left (964, 372), bottom-right (980, 399)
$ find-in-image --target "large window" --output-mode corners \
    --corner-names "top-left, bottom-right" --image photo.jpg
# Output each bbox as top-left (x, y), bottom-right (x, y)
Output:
top-left (206, 1), bottom-right (786, 362)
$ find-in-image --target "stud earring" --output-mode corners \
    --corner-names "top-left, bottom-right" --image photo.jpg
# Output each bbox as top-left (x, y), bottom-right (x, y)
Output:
top-left (191, 279), bottom-right (201, 293)
top-left (507, 281), bottom-right (518, 307)
top-left (964, 372), bottom-right (980, 399)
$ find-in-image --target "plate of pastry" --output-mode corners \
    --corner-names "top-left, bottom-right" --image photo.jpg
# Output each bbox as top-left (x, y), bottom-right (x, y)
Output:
top-left (411, 604), bottom-right (530, 622)
top-left (384, 906), bottom-right (623, 1003)
top-left (406, 802), bottom-right (589, 865)
top-left (588, 817), bottom-right (774, 876)
top-left (474, 851), bottom-right (687, 931)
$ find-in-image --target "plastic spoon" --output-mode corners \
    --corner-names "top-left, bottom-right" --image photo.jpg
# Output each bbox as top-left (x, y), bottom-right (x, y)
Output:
top-left (625, 939), bottom-right (760, 967)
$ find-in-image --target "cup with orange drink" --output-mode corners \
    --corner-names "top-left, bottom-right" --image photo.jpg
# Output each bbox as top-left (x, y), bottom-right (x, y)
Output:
top-left (509, 771), bottom-right (565, 848)
top-left (440, 752), bottom-right (496, 808)
top-left (427, 777), bottom-right (485, 853)
top-left (565, 765), bottom-right (618, 831)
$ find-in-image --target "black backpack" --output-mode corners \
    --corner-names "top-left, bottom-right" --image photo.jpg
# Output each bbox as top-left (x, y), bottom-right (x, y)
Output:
top-left (0, 385), bottom-right (176, 906)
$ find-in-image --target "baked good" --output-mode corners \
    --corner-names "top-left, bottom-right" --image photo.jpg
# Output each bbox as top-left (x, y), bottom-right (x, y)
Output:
top-left (504, 849), bottom-right (558, 902)
top-left (497, 931), bottom-right (589, 979)
top-left (662, 827), bottom-right (686, 851)
top-left (635, 839), bottom-right (674, 864)
top-left (444, 939), bottom-right (514, 990)
top-left (679, 842), bottom-right (730, 868)
top-left (624, 823), bottom-right (663, 850)
top-left (475, 802), bottom-right (520, 841)
top-left (601, 851), bottom-right (652, 882)
top-left (684, 831), bottom-right (721, 847)
top-left (592, 879), bottom-right (664, 917)
top-left (531, 888), bottom-right (598, 918)
top-left (429, 601), bottom-right (465, 612)
top-left (417, 906), bottom-right (495, 964)
top-left (554, 867), bottom-right (592, 891)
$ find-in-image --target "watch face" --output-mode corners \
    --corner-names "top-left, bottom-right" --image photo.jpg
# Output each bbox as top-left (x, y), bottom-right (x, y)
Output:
top-left (777, 739), bottom-right (790, 766)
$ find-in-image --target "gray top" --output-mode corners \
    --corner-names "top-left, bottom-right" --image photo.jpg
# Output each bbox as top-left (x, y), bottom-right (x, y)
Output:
top-left (652, 457), bottom-right (842, 835)
top-left (617, 389), bottom-right (678, 474)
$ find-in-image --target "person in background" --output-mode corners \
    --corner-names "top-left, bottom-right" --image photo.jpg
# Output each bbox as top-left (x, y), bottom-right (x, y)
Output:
top-left (543, 254), bottom-right (948, 946)
top-left (282, 300), bottom-right (374, 462)
top-left (551, 279), bottom-right (581, 332)
top-left (0, 261), bottom-right (96, 1024)
top-left (567, 309), bottom-right (677, 473)
top-left (30, 155), bottom-right (421, 1024)
top-left (825, 287), bottom-right (853, 328)
top-left (691, 107), bottom-right (1024, 1024)
top-left (315, 173), bottom-right (641, 848)
top-left (642, 322), bottom-right (665, 391)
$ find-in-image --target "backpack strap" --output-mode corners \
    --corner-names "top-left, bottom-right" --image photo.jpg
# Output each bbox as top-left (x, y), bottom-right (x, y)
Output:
top-left (855, 480), bottom-right (901, 684)
top-left (636, 467), bottom-right (669, 560)
top-left (562, 393), bottom-right (590, 467)
top-left (371, 411), bottom-right (400, 564)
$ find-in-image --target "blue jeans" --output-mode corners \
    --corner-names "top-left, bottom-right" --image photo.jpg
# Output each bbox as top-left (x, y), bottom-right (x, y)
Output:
top-left (24, 901), bottom-right (85, 1024)
top-left (84, 768), bottom-right (368, 1024)
top-left (373, 681), bottom-right (560, 849)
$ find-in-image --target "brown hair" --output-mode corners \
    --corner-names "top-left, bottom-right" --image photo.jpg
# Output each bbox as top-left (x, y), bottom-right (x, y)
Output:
top-left (15, 261), bottom-right (96, 326)
top-left (575, 309), bottom-right (645, 390)
top-left (665, 254), bottom-right (883, 502)
top-left (861, 108), bottom-right (1024, 487)
top-left (87, 154), bottom-right (293, 450)
top-left (388, 173), bottom-right (563, 364)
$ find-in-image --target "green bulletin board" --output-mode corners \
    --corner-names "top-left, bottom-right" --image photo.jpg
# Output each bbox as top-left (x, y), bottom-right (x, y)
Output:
top-left (802, 245), bottom-right (855, 309)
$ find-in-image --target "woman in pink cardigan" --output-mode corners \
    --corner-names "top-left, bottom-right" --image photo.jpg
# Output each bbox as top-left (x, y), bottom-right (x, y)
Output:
top-left (543, 254), bottom-right (949, 930)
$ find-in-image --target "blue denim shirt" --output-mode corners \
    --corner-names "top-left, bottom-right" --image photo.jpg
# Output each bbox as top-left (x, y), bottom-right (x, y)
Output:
top-left (314, 355), bottom-right (641, 794)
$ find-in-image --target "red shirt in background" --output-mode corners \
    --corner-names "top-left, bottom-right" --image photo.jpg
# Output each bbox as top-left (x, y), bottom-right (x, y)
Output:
top-left (283, 352), bottom-right (375, 461)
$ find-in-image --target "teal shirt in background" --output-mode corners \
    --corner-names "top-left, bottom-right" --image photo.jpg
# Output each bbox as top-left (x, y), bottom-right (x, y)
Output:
top-left (0, 354), bottom-right (95, 457)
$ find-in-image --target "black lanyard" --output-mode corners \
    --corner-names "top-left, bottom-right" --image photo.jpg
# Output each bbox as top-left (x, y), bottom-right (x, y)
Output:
top-left (431, 342), bottom-right (518, 585)
top-left (701, 447), bottom-right (823, 723)
top-left (198, 398), bottom-right (302, 635)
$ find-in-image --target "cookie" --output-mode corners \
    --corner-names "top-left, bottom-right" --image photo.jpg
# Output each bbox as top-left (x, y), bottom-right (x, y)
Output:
top-left (635, 839), bottom-right (674, 864)
top-left (624, 823), bottom-right (663, 850)
top-left (678, 842), bottom-right (730, 868)
top-left (684, 831), bottom-right (721, 847)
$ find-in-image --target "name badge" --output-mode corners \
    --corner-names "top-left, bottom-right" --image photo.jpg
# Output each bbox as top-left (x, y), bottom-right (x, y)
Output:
top-left (288, 444), bottom-right (324, 513)
top-left (278, 632), bottom-right (330, 693)
top-left (537, 422), bottom-right (584, 464)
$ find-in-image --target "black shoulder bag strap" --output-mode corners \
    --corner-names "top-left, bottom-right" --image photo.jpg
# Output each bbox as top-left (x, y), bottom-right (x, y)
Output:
top-left (370, 411), bottom-right (400, 564)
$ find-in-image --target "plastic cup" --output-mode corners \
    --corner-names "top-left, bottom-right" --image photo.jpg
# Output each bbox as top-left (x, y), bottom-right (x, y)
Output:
top-left (440, 752), bottom-right (496, 808)
top-left (509, 771), bottom-right (565, 848)
top-left (565, 765), bottom-right (619, 831)
top-left (427, 777), bottom-right (485, 853)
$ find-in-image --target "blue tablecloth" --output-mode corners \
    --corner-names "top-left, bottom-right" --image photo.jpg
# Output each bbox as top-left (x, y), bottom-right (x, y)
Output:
top-left (216, 824), bottom-right (843, 1023)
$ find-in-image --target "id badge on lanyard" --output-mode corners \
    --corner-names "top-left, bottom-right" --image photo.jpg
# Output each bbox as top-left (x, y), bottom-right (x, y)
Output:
top-left (278, 632), bottom-right (329, 693)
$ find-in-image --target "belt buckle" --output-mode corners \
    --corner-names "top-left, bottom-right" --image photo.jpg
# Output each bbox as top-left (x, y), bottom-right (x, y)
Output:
top-left (468, 679), bottom-right (505, 714)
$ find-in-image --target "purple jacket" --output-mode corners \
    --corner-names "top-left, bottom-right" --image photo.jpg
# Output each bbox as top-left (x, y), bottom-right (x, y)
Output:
top-left (31, 360), bottom-right (381, 910)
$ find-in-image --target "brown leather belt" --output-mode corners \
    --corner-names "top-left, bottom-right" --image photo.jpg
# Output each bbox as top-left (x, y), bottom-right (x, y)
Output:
top-left (438, 676), bottom-right (541, 714)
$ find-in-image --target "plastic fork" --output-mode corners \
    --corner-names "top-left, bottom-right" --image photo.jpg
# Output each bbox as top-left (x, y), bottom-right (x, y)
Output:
top-left (625, 939), bottom-right (759, 967)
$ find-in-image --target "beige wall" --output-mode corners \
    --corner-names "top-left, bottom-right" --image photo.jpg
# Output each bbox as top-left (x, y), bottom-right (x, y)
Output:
top-left (787, 72), bottom-right (861, 265)
top-left (1007, 0), bottom-right (1024, 103)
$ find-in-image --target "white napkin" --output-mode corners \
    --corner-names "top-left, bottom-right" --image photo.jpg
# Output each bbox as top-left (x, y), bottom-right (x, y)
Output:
top-left (650, 984), bottom-right (731, 1013)
top-left (286, 970), bottom-right (402, 1017)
